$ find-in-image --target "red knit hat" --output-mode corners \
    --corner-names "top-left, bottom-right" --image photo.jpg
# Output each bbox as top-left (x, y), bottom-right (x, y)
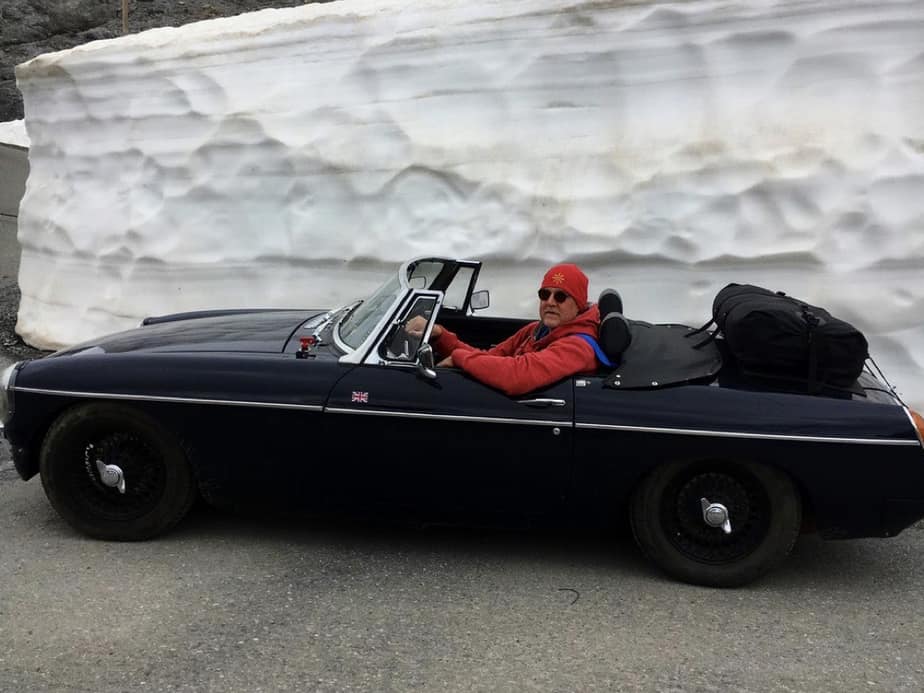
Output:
top-left (540, 263), bottom-right (589, 310)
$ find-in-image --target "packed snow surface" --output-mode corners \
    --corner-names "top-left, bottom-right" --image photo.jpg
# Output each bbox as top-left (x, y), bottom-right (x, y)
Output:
top-left (13, 0), bottom-right (924, 407)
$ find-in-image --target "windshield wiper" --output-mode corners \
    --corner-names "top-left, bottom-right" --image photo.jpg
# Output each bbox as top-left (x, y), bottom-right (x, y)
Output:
top-left (333, 300), bottom-right (364, 333)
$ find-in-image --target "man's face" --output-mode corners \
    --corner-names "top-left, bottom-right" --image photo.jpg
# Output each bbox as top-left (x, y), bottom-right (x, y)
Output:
top-left (538, 287), bottom-right (579, 329)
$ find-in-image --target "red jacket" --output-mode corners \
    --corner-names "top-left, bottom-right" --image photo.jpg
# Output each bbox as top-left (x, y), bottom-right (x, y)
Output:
top-left (432, 305), bottom-right (601, 396)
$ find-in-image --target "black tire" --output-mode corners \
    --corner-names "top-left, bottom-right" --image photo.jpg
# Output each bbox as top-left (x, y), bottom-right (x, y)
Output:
top-left (39, 403), bottom-right (197, 541)
top-left (630, 459), bottom-right (801, 587)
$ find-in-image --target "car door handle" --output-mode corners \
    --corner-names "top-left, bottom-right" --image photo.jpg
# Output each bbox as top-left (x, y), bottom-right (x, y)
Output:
top-left (517, 398), bottom-right (566, 408)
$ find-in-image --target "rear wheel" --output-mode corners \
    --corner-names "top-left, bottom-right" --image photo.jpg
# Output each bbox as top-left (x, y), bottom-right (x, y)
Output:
top-left (40, 403), bottom-right (196, 540)
top-left (630, 459), bottom-right (801, 587)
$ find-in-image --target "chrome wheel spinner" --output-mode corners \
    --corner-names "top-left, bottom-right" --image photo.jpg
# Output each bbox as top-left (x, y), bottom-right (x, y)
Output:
top-left (700, 498), bottom-right (732, 534)
top-left (96, 459), bottom-right (126, 494)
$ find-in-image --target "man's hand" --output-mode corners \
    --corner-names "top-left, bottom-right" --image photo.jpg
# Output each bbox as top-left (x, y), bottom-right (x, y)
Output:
top-left (404, 316), bottom-right (427, 338)
top-left (437, 355), bottom-right (454, 368)
top-left (405, 316), bottom-right (442, 339)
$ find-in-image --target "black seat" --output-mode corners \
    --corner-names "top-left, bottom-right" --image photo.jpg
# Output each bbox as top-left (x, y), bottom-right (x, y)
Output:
top-left (597, 289), bottom-right (631, 362)
top-left (598, 288), bottom-right (623, 316)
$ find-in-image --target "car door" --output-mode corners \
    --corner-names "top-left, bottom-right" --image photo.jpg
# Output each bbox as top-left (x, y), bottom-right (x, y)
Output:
top-left (325, 365), bottom-right (574, 517)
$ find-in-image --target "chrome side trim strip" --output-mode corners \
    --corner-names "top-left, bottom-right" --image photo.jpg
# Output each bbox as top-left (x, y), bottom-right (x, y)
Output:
top-left (12, 385), bottom-right (918, 445)
top-left (576, 422), bottom-right (921, 446)
top-left (12, 387), bottom-right (324, 412)
top-left (325, 407), bottom-right (566, 428)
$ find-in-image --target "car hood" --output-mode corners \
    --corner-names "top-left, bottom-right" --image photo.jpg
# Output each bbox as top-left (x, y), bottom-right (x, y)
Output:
top-left (53, 309), bottom-right (327, 356)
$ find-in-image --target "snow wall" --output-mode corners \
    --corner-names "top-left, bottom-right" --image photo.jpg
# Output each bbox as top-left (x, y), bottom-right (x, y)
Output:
top-left (13, 0), bottom-right (924, 406)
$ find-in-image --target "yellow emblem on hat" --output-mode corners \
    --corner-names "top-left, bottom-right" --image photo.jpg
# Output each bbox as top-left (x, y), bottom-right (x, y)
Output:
top-left (552, 272), bottom-right (566, 284)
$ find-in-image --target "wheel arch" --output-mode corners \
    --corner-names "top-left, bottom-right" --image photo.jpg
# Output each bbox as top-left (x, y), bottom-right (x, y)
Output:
top-left (7, 395), bottom-right (84, 480)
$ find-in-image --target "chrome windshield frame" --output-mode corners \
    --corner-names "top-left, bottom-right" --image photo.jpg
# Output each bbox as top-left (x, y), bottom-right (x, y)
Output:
top-left (336, 257), bottom-right (451, 365)
top-left (361, 289), bottom-right (445, 366)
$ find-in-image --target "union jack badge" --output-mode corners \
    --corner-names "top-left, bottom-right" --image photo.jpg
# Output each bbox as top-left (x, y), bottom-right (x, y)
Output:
top-left (351, 391), bottom-right (369, 404)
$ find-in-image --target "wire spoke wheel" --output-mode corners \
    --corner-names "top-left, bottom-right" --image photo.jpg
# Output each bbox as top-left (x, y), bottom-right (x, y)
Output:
top-left (40, 403), bottom-right (197, 541)
top-left (663, 467), bottom-right (771, 565)
top-left (631, 459), bottom-right (801, 587)
top-left (68, 432), bottom-right (167, 523)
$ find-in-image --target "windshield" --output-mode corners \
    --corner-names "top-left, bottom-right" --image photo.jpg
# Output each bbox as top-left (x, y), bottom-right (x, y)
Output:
top-left (337, 274), bottom-right (404, 350)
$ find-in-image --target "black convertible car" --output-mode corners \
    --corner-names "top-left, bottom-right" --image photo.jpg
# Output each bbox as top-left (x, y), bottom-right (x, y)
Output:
top-left (2, 257), bottom-right (923, 587)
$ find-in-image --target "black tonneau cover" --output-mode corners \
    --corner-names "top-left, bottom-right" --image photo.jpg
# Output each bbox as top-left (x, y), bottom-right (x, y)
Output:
top-left (603, 322), bottom-right (723, 390)
top-left (600, 319), bottom-right (879, 402)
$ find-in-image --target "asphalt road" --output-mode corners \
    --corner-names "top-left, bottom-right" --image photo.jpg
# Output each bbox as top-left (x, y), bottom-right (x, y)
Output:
top-left (3, 466), bottom-right (924, 693)
top-left (3, 229), bottom-right (924, 691)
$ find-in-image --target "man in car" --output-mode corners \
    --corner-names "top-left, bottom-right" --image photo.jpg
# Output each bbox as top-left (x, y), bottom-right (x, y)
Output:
top-left (406, 263), bottom-right (601, 396)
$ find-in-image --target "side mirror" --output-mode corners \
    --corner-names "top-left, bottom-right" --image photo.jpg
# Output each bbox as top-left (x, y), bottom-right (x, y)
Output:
top-left (470, 290), bottom-right (490, 312)
top-left (416, 343), bottom-right (438, 380)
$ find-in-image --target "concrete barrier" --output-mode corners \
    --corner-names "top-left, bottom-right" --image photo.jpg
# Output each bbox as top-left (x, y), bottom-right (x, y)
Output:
top-left (1, 142), bottom-right (28, 308)
top-left (0, 142), bottom-right (28, 219)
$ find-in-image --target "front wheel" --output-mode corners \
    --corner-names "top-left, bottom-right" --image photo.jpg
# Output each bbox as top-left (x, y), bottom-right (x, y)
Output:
top-left (40, 403), bottom-right (197, 541)
top-left (630, 459), bottom-right (801, 587)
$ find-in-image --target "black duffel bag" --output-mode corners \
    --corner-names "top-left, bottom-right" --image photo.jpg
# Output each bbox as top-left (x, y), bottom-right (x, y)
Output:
top-left (692, 283), bottom-right (869, 390)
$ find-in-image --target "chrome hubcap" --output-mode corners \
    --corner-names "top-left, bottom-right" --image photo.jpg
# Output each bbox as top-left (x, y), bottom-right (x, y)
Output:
top-left (96, 459), bottom-right (126, 494)
top-left (700, 497), bottom-right (732, 534)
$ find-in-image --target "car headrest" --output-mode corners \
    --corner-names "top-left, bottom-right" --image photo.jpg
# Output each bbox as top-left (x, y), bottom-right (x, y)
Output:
top-left (600, 312), bottom-right (632, 360)
top-left (598, 288), bottom-right (623, 318)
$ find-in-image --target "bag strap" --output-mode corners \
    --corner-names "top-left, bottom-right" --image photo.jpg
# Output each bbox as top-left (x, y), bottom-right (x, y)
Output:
top-left (691, 331), bottom-right (719, 350)
top-left (803, 306), bottom-right (820, 393)
top-left (575, 333), bottom-right (615, 368)
top-left (685, 317), bottom-right (715, 338)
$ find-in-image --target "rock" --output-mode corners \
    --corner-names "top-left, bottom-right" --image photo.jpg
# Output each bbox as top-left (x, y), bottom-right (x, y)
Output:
top-left (0, 0), bottom-right (325, 121)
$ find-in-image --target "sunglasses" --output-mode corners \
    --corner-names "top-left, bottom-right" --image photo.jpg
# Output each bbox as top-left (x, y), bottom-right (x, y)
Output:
top-left (538, 288), bottom-right (571, 303)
